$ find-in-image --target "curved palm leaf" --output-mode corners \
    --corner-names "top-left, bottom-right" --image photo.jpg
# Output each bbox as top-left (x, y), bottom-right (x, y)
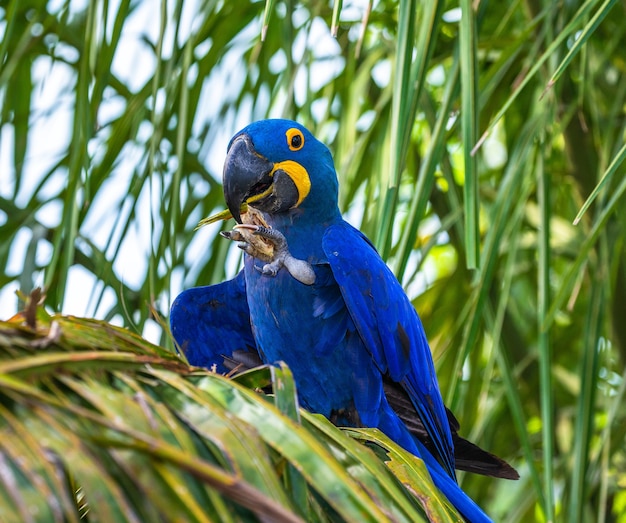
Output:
top-left (0, 299), bottom-right (460, 522)
top-left (2, 0), bottom-right (626, 520)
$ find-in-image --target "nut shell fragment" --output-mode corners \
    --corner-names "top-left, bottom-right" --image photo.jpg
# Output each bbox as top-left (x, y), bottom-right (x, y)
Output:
top-left (238, 207), bottom-right (274, 262)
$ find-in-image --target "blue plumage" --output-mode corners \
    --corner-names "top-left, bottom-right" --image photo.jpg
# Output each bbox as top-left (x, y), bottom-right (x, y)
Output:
top-left (171, 119), bottom-right (505, 522)
top-left (170, 270), bottom-right (256, 373)
top-left (323, 221), bottom-right (455, 478)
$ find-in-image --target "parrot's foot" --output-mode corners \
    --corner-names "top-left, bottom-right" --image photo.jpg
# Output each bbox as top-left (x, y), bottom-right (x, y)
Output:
top-left (222, 224), bottom-right (316, 285)
top-left (220, 229), bottom-right (269, 260)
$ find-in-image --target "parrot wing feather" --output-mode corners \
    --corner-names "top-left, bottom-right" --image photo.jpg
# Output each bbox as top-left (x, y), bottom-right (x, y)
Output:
top-left (323, 221), bottom-right (456, 477)
top-left (170, 269), bottom-right (258, 373)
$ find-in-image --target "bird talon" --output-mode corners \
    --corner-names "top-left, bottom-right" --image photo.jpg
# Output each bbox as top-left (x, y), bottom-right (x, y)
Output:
top-left (253, 261), bottom-right (279, 277)
top-left (261, 263), bottom-right (280, 277)
top-left (252, 225), bottom-right (271, 236)
top-left (221, 229), bottom-right (246, 242)
top-left (234, 223), bottom-right (260, 232)
top-left (223, 220), bottom-right (315, 285)
top-left (251, 225), bottom-right (286, 246)
top-left (237, 242), bottom-right (255, 256)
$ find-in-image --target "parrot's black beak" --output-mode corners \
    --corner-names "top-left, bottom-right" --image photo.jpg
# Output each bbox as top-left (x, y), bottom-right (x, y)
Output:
top-left (223, 134), bottom-right (275, 223)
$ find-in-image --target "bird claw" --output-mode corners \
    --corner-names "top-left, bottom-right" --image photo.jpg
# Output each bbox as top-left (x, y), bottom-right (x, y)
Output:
top-left (220, 231), bottom-right (255, 256)
top-left (251, 225), bottom-right (287, 249)
top-left (222, 223), bottom-right (316, 285)
top-left (219, 230), bottom-right (242, 241)
top-left (255, 261), bottom-right (280, 277)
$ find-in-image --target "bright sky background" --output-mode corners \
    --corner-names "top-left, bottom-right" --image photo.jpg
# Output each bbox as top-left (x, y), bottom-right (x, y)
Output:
top-left (1, 0), bottom-right (218, 340)
top-left (0, 0), bottom-right (503, 345)
top-left (0, 0), bottom-right (371, 343)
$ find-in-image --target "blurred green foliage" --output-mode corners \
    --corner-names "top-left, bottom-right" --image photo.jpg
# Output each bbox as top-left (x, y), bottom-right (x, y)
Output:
top-left (1, 0), bottom-right (625, 521)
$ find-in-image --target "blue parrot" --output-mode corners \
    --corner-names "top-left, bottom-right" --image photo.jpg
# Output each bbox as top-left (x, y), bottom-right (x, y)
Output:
top-left (171, 119), bottom-right (517, 522)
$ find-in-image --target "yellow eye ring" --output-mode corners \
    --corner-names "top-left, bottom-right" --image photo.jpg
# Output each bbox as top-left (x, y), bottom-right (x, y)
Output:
top-left (286, 128), bottom-right (304, 151)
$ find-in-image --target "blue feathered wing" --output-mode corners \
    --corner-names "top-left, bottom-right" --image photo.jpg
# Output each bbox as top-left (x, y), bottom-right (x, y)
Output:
top-left (170, 269), bottom-right (257, 372)
top-left (322, 220), bottom-right (456, 478)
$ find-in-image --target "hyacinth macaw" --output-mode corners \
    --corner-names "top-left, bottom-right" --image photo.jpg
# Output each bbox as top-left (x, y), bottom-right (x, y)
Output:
top-left (171, 119), bottom-right (517, 522)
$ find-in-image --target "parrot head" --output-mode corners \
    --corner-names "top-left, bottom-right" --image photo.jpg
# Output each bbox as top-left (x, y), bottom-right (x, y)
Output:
top-left (222, 119), bottom-right (339, 224)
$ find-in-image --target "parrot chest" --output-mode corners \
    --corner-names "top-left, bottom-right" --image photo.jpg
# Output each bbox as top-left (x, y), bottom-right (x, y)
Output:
top-left (243, 257), bottom-right (358, 417)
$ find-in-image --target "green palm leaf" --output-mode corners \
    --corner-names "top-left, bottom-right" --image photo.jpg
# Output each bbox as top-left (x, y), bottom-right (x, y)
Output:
top-left (0, 303), bottom-right (460, 522)
top-left (2, 0), bottom-right (626, 520)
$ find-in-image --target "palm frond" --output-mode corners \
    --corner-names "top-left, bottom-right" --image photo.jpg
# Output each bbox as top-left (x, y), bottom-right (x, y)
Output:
top-left (1, 0), bottom-right (626, 520)
top-left (0, 300), bottom-right (459, 522)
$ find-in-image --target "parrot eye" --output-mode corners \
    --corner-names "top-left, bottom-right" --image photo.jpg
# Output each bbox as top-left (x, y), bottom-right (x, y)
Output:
top-left (286, 128), bottom-right (304, 151)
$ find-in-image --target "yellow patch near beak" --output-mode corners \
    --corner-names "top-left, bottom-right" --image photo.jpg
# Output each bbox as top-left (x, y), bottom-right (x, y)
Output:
top-left (196, 185), bottom-right (275, 229)
top-left (271, 160), bottom-right (311, 207)
top-left (196, 160), bottom-right (310, 229)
